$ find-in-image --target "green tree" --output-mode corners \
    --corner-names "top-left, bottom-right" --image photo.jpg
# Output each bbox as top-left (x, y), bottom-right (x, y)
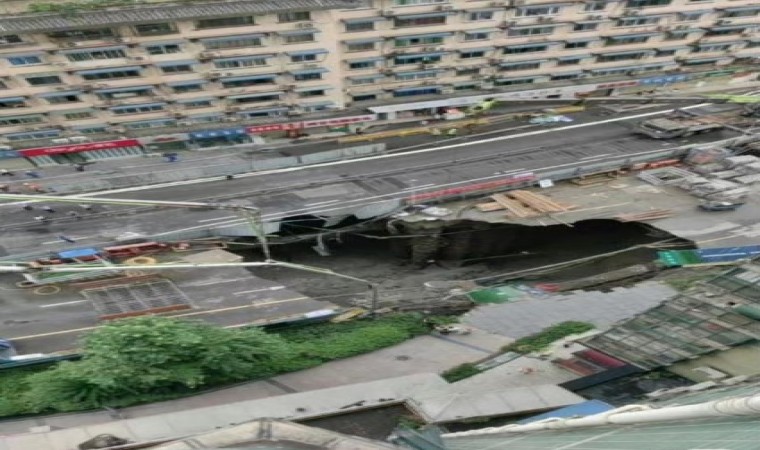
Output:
top-left (24, 316), bottom-right (292, 411)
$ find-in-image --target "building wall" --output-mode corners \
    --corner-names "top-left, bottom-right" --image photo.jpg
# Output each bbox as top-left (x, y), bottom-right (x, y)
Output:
top-left (668, 342), bottom-right (760, 382)
top-left (0, 0), bottom-right (757, 145)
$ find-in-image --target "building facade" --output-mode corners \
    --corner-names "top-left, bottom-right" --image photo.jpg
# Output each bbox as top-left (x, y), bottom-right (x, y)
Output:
top-left (0, 0), bottom-right (757, 152)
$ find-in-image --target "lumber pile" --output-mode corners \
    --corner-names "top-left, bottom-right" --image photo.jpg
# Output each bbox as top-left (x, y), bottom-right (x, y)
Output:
top-left (614, 209), bottom-right (672, 222)
top-left (476, 190), bottom-right (577, 218)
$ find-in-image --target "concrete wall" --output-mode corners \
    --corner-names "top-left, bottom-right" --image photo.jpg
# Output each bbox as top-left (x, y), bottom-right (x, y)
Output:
top-left (668, 342), bottom-right (760, 382)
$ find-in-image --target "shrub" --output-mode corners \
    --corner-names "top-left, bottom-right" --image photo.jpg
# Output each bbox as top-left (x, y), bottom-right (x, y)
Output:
top-left (441, 363), bottom-right (482, 383)
top-left (502, 321), bottom-right (595, 354)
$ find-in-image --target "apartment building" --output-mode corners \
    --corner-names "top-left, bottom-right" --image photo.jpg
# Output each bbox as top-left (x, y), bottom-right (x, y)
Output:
top-left (0, 0), bottom-right (757, 160)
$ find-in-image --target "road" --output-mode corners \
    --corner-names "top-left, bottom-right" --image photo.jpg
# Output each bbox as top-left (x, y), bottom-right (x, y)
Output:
top-left (0, 104), bottom-right (741, 258)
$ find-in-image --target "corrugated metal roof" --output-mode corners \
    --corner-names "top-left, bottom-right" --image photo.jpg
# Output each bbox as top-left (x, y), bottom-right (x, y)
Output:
top-left (0, 0), bottom-right (362, 33)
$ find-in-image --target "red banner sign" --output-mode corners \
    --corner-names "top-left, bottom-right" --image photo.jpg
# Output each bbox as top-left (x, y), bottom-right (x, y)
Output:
top-left (19, 139), bottom-right (141, 157)
top-left (245, 123), bottom-right (301, 134)
top-left (411, 174), bottom-right (536, 202)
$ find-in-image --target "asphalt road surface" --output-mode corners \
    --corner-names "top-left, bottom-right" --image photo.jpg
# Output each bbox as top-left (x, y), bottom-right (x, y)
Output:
top-left (0, 104), bottom-right (741, 258)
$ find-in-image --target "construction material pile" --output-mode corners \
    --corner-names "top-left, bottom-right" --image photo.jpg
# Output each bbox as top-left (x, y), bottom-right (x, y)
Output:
top-left (477, 190), bottom-right (577, 218)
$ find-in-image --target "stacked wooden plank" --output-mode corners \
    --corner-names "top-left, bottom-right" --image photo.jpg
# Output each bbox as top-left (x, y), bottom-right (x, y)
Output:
top-left (476, 190), bottom-right (577, 218)
top-left (615, 209), bottom-right (672, 222)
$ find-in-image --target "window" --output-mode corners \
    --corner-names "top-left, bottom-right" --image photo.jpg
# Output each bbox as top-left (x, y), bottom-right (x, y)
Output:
top-left (0, 35), bottom-right (24, 45)
top-left (605, 35), bottom-right (650, 45)
top-left (283, 33), bottom-right (315, 44)
top-left (394, 16), bottom-right (447, 27)
top-left (134, 23), bottom-right (176, 36)
top-left (347, 42), bottom-right (376, 52)
top-left (48, 28), bottom-right (115, 40)
top-left (0, 99), bottom-right (26, 108)
top-left (146, 44), bottom-right (181, 55)
top-left (214, 57), bottom-right (268, 69)
top-left (197, 16), bottom-right (254, 29)
top-left (656, 49), bottom-right (678, 56)
top-left (626, 0), bottom-right (670, 7)
top-left (297, 89), bottom-right (326, 98)
top-left (616, 17), bottom-right (660, 26)
top-left (508, 26), bottom-right (554, 37)
top-left (239, 110), bottom-right (285, 118)
top-left (723, 9), bottom-right (760, 18)
top-left (66, 48), bottom-right (127, 62)
top-left (75, 126), bottom-right (108, 134)
top-left (584, 2), bottom-right (606, 11)
top-left (495, 78), bottom-right (534, 86)
top-left (5, 130), bottom-right (60, 141)
top-left (460, 50), bottom-right (486, 59)
top-left (464, 32), bottom-right (490, 41)
top-left (63, 111), bottom-right (94, 120)
top-left (190, 114), bottom-right (224, 123)
top-left (747, 41), bottom-right (760, 48)
top-left (565, 41), bottom-right (590, 49)
top-left (222, 77), bottom-right (275, 88)
top-left (516, 6), bottom-right (561, 16)
top-left (393, 54), bottom-right (443, 65)
top-left (350, 77), bottom-right (377, 85)
top-left (46, 94), bottom-right (81, 104)
top-left (394, 0), bottom-right (446, 4)
top-left (204, 36), bottom-right (262, 50)
top-left (552, 73), bottom-right (581, 80)
top-left (705, 27), bottom-right (746, 36)
top-left (573, 22), bottom-right (599, 31)
top-left (290, 53), bottom-right (319, 63)
top-left (97, 88), bottom-right (153, 100)
top-left (352, 94), bottom-right (377, 102)
top-left (81, 68), bottom-right (141, 80)
top-left (160, 63), bottom-right (194, 74)
top-left (394, 36), bottom-right (445, 47)
top-left (278, 11), bottom-right (311, 22)
top-left (500, 61), bottom-right (542, 71)
top-left (395, 71), bottom-right (437, 81)
top-left (26, 75), bottom-right (62, 86)
top-left (0, 115), bottom-right (43, 126)
top-left (123, 119), bottom-right (176, 129)
top-left (693, 44), bottom-right (732, 52)
top-left (677, 12), bottom-right (703, 21)
top-left (294, 72), bottom-right (323, 81)
top-left (345, 21), bottom-right (375, 32)
top-left (232, 94), bottom-right (281, 104)
top-left (468, 11), bottom-right (494, 21)
top-left (454, 84), bottom-right (477, 91)
top-left (665, 31), bottom-right (690, 40)
top-left (7, 55), bottom-right (42, 66)
top-left (172, 83), bottom-right (204, 93)
top-left (597, 52), bottom-right (648, 62)
top-left (111, 104), bottom-right (165, 115)
top-left (393, 87), bottom-right (439, 97)
top-left (456, 68), bottom-right (479, 76)
top-left (557, 58), bottom-right (582, 66)
top-left (504, 44), bottom-right (547, 54)
top-left (349, 61), bottom-right (376, 70)
top-left (182, 100), bottom-right (213, 108)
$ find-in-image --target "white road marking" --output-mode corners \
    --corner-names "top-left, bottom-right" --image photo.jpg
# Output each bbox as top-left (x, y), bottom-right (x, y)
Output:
top-left (303, 199), bottom-right (341, 207)
top-left (40, 300), bottom-right (88, 308)
top-left (233, 286), bottom-right (286, 296)
top-left (197, 215), bottom-right (238, 223)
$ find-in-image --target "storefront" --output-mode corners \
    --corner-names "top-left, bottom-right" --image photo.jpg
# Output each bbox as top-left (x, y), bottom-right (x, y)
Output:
top-left (138, 134), bottom-right (190, 153)
top-left (246, 114), bottom-right (377, 139)
top-left (189, 128), bottom-right (251, 149)
top-left (18, 139), bottom-right (146, 166)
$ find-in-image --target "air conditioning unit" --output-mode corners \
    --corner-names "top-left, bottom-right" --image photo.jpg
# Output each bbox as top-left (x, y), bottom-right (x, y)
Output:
top-left (178, 120), bottom-right (193, 126)
top-left (381, 10), bottom-right (395, 16)
top-left (675, 25), bottom-right (689, 30)
top-left (51, 138), bottom-right (71, 145)
top-left (303, 63), bottom-right (319, 68)
top-left (109, 126), bottom-right (126, 133)
top-left (588, 15), bottom-right (603, 20)
top-left (489, 1), bottom-right (503, 6)
top-left (225, 117), bottom-right (240, 122)
top-left (623, 9), bottom-right (640, 16)
top-left (716, 20), bottom-right (732, 25)
top-left (438, 5), bottom-right (453, 11)
top-left (296, 22), bottom-right (315, 29)
top-left (511, 0), bottom-right (526, 6)
top-left (69, 136), bottom-right (90, 143)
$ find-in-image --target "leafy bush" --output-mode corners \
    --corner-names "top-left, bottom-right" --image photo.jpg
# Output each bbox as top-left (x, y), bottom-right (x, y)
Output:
top-left (502, 321), bottom-right (595, 354)
top-left (441, 363), bottom-right (482, 383)
top-left (0, 314), bottom-right (429, 417)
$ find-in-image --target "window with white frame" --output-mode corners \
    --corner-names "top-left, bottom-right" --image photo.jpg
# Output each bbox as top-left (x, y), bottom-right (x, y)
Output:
top-left (468, 11), bottom-right (494, 21)
top-left (515, 5), bottom-right (561, 16)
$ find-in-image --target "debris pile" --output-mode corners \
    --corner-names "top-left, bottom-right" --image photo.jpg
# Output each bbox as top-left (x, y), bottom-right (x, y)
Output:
top-left (477, 190), bottom-right (577, 218)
